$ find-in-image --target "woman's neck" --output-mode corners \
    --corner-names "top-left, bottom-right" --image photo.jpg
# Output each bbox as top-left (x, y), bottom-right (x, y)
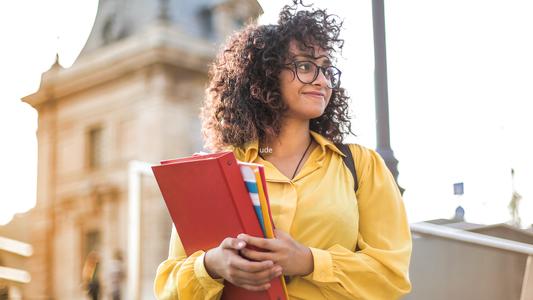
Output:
top-left (260, 118), bottom-right (313, 160)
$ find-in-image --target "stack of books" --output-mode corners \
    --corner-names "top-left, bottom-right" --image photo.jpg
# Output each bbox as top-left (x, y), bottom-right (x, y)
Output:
top-left (152, 151), bottom-right (289, 300)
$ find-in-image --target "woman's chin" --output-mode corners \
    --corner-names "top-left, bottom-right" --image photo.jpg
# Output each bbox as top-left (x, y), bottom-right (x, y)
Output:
top-left (302, 109), bottom-right (327, 120)
top-left (308, 106), bottom-right (327, 118)
top-left (286, 105), bottom-right (327, 120)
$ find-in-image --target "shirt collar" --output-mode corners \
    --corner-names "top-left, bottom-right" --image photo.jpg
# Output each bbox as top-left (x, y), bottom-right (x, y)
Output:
top-left (232, 130), bottom-right (345, 163)
top-left (309, 130), bottom-right (346, 160)
top-left (230, 139), bottom-right (259, 162)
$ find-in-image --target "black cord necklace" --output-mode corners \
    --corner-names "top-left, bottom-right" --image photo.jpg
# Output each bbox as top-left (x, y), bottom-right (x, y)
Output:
top-left (290, 136), bottom-right (313, 180)
top-left (259, 135), bottom-right (313, 180)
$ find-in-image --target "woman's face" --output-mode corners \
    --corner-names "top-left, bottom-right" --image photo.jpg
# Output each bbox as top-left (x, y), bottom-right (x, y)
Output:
top-left (279, 41), bottom-right (333, 121)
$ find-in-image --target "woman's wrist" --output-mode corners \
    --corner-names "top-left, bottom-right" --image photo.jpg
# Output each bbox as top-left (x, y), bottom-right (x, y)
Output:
top-left (204, 248), bottom-right (222, 279)
top-left (299, 246), bottom-right (314, 276)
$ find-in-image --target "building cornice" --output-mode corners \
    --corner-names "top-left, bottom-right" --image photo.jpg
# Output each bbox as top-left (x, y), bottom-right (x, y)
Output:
top-left (23, 22), bottom-right (216, 109)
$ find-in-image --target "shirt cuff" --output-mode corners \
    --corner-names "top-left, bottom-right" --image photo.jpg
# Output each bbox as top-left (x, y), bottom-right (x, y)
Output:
top-left (302, 247), bottom-right (336, 283)
top-left (193, 252), bottom-right (225, 291)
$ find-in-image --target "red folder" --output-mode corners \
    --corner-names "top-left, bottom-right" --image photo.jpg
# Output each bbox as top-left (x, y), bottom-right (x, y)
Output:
top-left (152, 151), bottom-right (287, 300)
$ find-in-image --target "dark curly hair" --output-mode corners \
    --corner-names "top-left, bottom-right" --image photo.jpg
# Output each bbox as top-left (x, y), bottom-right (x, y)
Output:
top-left (201, 1), bottom-right (354, 152)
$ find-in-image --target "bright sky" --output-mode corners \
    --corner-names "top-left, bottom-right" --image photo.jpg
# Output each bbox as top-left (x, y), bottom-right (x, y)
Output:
top-left (1, 0), bottom-right (532, 227)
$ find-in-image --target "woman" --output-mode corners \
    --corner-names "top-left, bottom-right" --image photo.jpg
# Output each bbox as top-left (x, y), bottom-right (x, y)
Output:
top-left (154, 2), bottom-right (412, 299)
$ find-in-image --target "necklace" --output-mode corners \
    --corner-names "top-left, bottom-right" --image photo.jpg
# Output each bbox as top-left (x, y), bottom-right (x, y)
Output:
top-left (291, 136), bottom-right (313, 180)
top-left (259, 135), bottom-right (313, 180)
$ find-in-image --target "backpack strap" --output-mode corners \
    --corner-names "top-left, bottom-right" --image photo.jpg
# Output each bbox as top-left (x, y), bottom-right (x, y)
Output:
top-left (335, 143), bottom-right (362, 252)
top-left (334, 143), bottom-right (359, 194)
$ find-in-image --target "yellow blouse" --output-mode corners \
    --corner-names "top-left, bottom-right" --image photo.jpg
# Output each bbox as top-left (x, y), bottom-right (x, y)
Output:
top-left (154, 131), bottom-right (412, 300)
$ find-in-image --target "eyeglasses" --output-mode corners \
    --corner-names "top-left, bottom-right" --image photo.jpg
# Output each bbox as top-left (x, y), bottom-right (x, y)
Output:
top-left (285, 60), bottom-right (342, 89)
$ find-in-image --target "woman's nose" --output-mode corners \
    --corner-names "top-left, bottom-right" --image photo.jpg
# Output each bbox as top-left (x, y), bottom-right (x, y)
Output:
top-left (313, 68), bottom-right (329, 87)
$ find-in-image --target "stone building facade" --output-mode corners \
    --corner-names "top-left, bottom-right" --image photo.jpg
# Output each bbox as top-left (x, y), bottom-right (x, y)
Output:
top-left (21, 1), bottom-right (261, 299)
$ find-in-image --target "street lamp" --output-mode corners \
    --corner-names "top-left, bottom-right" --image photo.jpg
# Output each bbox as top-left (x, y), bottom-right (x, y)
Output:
top-left (372, 0), bottom-right (404, 195)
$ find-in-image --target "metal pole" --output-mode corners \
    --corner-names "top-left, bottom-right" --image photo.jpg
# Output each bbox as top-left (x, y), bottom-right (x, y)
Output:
top-left (127, 160), bottom-right (154, 300)
top-left (372, 0), bottom-right (404, 194)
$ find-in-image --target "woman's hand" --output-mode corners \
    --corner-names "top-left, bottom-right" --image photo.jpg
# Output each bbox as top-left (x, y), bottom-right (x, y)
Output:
top-left (204, 237), bottom-right (283, 291)
top-left (238, 229), bottom-right (314, 277)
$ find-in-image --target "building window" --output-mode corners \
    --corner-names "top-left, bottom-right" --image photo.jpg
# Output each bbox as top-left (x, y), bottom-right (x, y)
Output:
top-left (199, 7), bottom-right (214, 39)
top-left (87, 127), bottom-right (104, 169)
top-left (83, 230), bottom-right (101, 259)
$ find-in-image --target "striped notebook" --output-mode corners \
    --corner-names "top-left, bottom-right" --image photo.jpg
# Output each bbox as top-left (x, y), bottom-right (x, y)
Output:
top-left (239, 163), bottom-right (266, 235)
top-left (238, 162), bottom-right (289, 298)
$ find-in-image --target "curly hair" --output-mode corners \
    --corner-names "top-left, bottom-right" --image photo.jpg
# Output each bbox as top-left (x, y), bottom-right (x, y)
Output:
top-left (200, 1), bottom-right (354, 152)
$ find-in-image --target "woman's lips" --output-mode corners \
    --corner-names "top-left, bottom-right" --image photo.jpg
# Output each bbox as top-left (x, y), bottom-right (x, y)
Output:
top-left (302, 92), bottom-right (325, 98)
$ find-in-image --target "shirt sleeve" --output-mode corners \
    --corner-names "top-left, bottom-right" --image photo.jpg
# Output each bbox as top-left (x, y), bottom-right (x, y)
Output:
top-left (154, 226), bottom-right (225, 300)
top-left (301, 145), bottom-right (412, 300)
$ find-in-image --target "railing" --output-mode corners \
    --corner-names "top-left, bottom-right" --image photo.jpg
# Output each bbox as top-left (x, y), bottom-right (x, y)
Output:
top-left (411, 222), bottom-right (533, 255)
top-left (0, 236), bottom-right (33, 284)
top-left (411, 222), bottom-right (533, 300)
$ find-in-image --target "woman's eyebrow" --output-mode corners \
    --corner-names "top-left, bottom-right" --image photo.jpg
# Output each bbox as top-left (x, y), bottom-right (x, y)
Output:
top-left (293, 54), bottom-right (332, 64)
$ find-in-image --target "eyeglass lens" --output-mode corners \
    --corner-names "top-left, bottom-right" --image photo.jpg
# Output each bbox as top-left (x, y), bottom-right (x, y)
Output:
top-left (294, 61), bottom-right (341, 89)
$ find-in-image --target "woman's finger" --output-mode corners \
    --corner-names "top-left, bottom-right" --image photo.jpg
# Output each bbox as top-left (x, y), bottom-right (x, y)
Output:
top-left (240, 248), bottom-right (275, 262)
top-left (237, 234), bottom-right (280, 251)
top-left (220, 237), bottom-right (246, 251)
top-left (228, 252), bottom-right (274, 273)
top-left (228, 265), bottom-right (281, 286)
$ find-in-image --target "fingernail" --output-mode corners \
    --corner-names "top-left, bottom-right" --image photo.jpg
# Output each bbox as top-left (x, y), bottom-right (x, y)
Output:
top-left (237, 241), bottom-right (245, 248)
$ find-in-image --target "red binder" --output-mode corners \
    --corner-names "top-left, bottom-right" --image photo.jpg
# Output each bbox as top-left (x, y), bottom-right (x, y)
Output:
top-left (152, 151), bottom-right (287, 300)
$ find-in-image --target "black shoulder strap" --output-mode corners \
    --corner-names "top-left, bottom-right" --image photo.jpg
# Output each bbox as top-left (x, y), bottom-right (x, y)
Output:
top-left (334, 143), bottom-right (358, 194)
top-left (335, 143), bottom-right (361, 252)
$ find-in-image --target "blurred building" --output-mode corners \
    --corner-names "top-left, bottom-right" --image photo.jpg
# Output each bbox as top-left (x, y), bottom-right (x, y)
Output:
top-left (407, 219), bottom-right (533, 300)
top-left (19, 0), bottom-right (261, 299)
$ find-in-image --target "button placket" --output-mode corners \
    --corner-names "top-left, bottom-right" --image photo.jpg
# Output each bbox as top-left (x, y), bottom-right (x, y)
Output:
top-left (274, 182), bottom-right (298, 233)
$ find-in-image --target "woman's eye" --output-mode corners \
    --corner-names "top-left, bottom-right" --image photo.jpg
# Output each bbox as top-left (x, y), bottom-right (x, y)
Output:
top-left (297, 62), bottom-right (313, 72)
